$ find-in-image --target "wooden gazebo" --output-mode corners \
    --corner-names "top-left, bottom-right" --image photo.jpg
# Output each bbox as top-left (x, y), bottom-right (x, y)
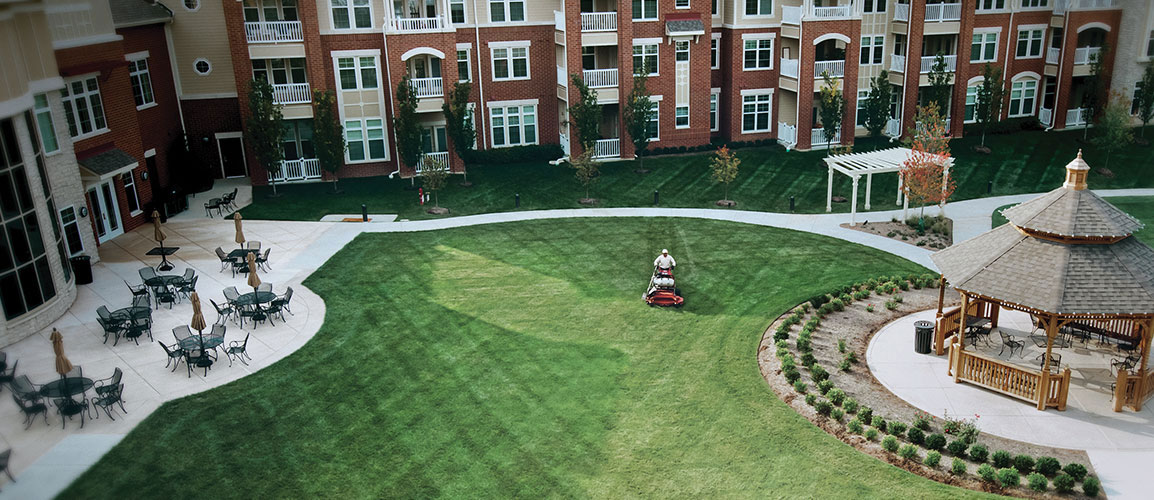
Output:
top-left (930, 151), bottom-right (1154, 412)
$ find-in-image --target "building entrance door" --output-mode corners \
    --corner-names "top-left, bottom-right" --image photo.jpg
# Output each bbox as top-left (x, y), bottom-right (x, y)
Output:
top-left (217, 136), bottom-right (248, 178)
top-left (87, 179), bottom-right (123, 243)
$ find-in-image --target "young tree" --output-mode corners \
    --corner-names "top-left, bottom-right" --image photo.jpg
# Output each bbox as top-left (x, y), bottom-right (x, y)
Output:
top-left (1135, 64), bottom-right (1154, 138)
top-left (312, 89), bottom-right (346, 193)
top-left (900, 103), bottom-right (955, 227)
top-left (818, 72), bottom-right (845, 154)
top-left (393, 75), bottom-right (424, 172)
top-left (1092, 92), bottom-right (1133, 171)
top-left (1083, 43), bottom-right (1110, 140)
top-left (864, 70), bottom-right (893, 141)
top-left (975, 63), bottom-right (1006, 148)
top-left (420, 155), bottom-right (449, 210)
top-left (569, 74), bottom-right (603, 150)
top-left (623, 72), bottom-right (657, 170)
top-left (568, 149), bottom-right (599, 202)
top-left (927, 52), bottom-right (953, 113)
top-left (442, 81), bottom-right (476, 184)
top-left (710, 145), bottom-right (741, 206)
top-left (246, 78), bottom-right (285, 195)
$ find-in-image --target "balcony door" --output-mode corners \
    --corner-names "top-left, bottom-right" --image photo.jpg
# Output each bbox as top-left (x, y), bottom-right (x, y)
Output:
top-left (422, 126), bottom-right (448, 153)
top-left (394, 0), bottom-right (437, 18)
top-left (409, 56), bottom-right (442, 79)
top-left (86, 180), bottom-right (123, 244)
top-left (243, 0), bottom-right (298, 22)
top-left (253, 58), bottom-right (307, 86)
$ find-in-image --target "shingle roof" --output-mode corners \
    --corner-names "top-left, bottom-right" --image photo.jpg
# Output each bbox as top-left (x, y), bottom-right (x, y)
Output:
top-left (110, 0), bottom-right (173, 28)
top-left (1001, 187), bottom-right (1144, 238)
top-left (665, 19), bottom-right (705, 36)
top-left (78, 148), bottom-right (138, 176)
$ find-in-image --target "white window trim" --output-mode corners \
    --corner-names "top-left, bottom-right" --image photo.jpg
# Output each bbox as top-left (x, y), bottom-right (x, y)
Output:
top-left (33, 93), bottom-right (60, 156)
top-left (488, 0), bottom-right (527, 23)
top-left (124, 50), bottom-right (150, 62)
top-left (330, 0), bottom-right (374, 31)
top-left (58, 205), bottom-right (84, 256)
top-left (675, 105), bottom-right (690, 128)
top-left (963, 85), bottom-right (980, 124)
top-left (193, 58), bottom-right (212, 75)
top-left (742, 37), bottom-right (774, 71)
top-left (343, 118), bottom-right (388, 164)
top-left (633, 41), bottom-right (660, 77)
top-left (122, 172), bottom-right (142, 216)
top-left (1019, 0), bottom-right (1050, 11)
top-left (182, 0), bottom-right (200, 12)
top-left (632, 0), bottom-right (660, 21)
top-left (489, 42), bottom-right (531, 81)
top-left (456, 45), bottom-right (472, 82)
top-left (675, 0), bottom-right (690, 9)
top-left (710, 33), bottom-right (722, 70)
top-left (1008, 79), bottom-right (1038, 118)
top-left (974, 0), bottom-right (1006, 12)
top-left (1015, 27), bottom-right (1045, 60)
top-left (128, 57), bottom-right (157, 111)
top-left (740, 89), bottom-right (773, 134)
top-left (859, 35), bottom-right (884, 67)
top-left (971, 30), bottom-right (999, 63)
top-left (709, 88), bottom-right (720, 132)
top-left (488, 103), bottom-right (538, 148)
top-left (62, 74), bottom-right (110, 140)
top-left (648, 102), bottom-right (661, 141)
top-left (333, 54), bottom-right (380, 90)
top-left (742, 0), bottom-right (773, 18)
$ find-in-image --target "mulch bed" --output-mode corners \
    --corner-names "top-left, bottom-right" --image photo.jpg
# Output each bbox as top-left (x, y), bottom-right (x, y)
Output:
top-left (841, 218), bottom-right (952, 250)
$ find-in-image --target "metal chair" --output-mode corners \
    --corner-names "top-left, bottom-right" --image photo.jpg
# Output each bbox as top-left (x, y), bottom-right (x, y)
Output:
top-left (93, 383), bottom-right (126, 420)
top-left (172, 325), bottom-right (193, 344)
top-left (257, 283), bottom-right (272, 294)
top-left (211, 299), bottom-right (235, 325)
top-left (151, 284), bottom-right (176, 309)
top-left (131, 294), bottom-right (151, 310)
top-left (126, 316), bottom-right (152, 344)
top-left (158, 342), bottom-right (185, 372)
top-left (271, 287), bottom-right (294, 316)
top-left (97, 317), bottom-right (126, 345)
top-left (178, 275), bottom-right (198, 300)
top-left (0, 360), bottom-right (17, 388)
top-left (9, 375), bottom-right (41, 403)
top-left (52, 396), bottom-right (89, 429)
top-left (0, 449), bottom-right (14, 482)
top-left (998, 331), bottom-right (1024, 358)
top-left (215, 247), bottom-right (231, 272)
top-left (256, 248), bottom-right (272, 271)
top-left (94, 367), bottom-right (123, 398)
top-left (12, 394), bottom-right (47, 430)
top-left (246, 241), bottom-right (261, 251)
top-left (225, 333), bottom-right (251, 366)
top-left (96, 305), bottom-right (114, 322)
top-left (1036, 353), bottom-right (1062, 372)
top-left (138, 267), bottom-right (158, 283)
top-left (125, 280), bottom-right (149, 300)
top-left (223, 287), bottom-right (241, 305)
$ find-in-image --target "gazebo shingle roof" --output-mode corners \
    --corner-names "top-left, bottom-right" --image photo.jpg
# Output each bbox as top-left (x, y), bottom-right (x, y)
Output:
top-left (1002, 188), bottom-right (1144, 238)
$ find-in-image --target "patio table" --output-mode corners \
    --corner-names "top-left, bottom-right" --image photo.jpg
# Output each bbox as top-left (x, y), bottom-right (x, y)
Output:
top-left (965, 317), bottom-right (991, 346)
top-left (144, 274), bottom-right (185, 288)
top-left (226, 248), bottom-right (260, 260)
top-left (40, 377), bottom-right (94, 398)
top-left (178, 334), bottom-right (225, 353)
top-left (110, 306), bottom-right (151, 322)
top-left (236, 291), bottom-right (276, 325)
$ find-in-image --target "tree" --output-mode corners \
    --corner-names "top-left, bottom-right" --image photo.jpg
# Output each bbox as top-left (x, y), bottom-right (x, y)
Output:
top-left (1092, 92), bottom-right (1133, 171)
top-left (900, 103), bottom-right (955, 227)
top-left (569, 74), bottom-right (602, 150)
top-left (863, 70), bottom-right (893, 141)
top-left (246, 78), bottom-right (285, 195)
top-left (420, 155), bottom-right (449, 209)
top-left (818, 72), bottom-right (845, 154)
top-left (1083, 43), bottom-right (1110, 140)
top-left (623, 72), bottom-right (657, 170)
top-left (442, 81), bottom-right (476, 184)
top-left (1135, 64), bottom-right (1154, 138)
top-left (568, 149), bottom-right (599, 201)
top-left (927, 52), bottom-right (953, 115)
top-left (710, 145), bottom-right (740, 205)
top-left (312, 89), bottom-right (346, 193)
top-left (393, 75), bottom-right (424, 172)
top-left (975, 63), bottom-right (1006, 148)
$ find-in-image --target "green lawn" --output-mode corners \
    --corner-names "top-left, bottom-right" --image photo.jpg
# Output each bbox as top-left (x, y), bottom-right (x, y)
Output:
top-left (241, 129), bottom-right (1154, 221)
top-left (992, 196), bottom-right (1154, 246)
top-left (61, 219), bottom-right (986, 499)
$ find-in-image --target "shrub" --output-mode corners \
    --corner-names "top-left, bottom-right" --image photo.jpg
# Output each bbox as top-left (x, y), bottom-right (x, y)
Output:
top-left (811, 365), bottom-right (829, 382)
top-left (871, 416), bottom-right (887, 433)
top-left (838, 293), bottom-right (852, 304)
top-left (804, 393), bottom-right (816, 406)
top-left (977, 463), bottom-right (997, 483)
top-left (946, 439), bottom-right (968, 458)
top-left (865, 428), bottom-right (879, 441)
top-left (888, 421), bottom-right (907, 438)
top-left (1035, 456), bottom-right (1060, 476)
top-left (800, 352), bottom-right (816, 367)
top-left (1027, 472), bottom-right (1048, 492)
top-left (793, 380), bottom-right (807, 393)
top-left (815, 400), bottom-right (833, 416)
top-left (858, 407), bottom-right (873, 425)
top-left (992, 450), bottom-right (1013, 468)
top-left (839, 359), bottom-right (851, 372)
top-left (866, 304), bottom-right (875, 313)
top-left (830, 298), bottom-right (845, 312)
top-left (796, 337), bottom-right (812, 353)
top-left (907, 427), bottom-right (925, 445)
top-left (826, 388), bottom-right (846, 406)
top-left (805, 317), bottom-right (821, 329)
top-left (1013, 455), bottom-right (1035, 474)
top-left (942, 411), bottom-right (981, 444)
top-left (1052, 473), bottom-right (1075, 493)
top-left (775, 347), bottom-right (790, 358)
top-left (831, 408), bottom-right (844, 421)
top-left (881, 435), bottom-right (899, 452)
top-left (847, 418), bottom-right (864, 434)
top-left (893, 294), bottom-right (903, 303)
top-left (837, 339), bottom-right (846, 353)
top-left (898, 444), bottom-right (918, 461)
top-left (885, 300), bottom-right (898, 310)
top-left (783, 367), bottom-right (801, 383)
top-left (912, 411), bottom-right (932, 431)
top-left (997, 467), bottom-right (1020, 488)
top-left (843, 398), bottom-right (858, 414)
top-left (1062, 462), bottom-right (1087, 482)
top-left (817, 380), bottom-right (834, 395)
top-left (775, 339), bottom-right (789, 349)
top-left (773, 329), bottom-right (790, 342)
top-left (1083, 477), bottom-right (1100, 497)
top-left (780, 356), bottom-right (796, 370)
top-left (899, 281), bottom-right (910, 291)
top-left (924, 433), bottom-right (946, 451)
top-left (951, 457), bottom-right (967, 475)
top-left (808, 294), bottom-right (830, 309)
top-left (923, 450), bottom-right (941, 467)
top-left (968, 444), bottom-right (989, 463)
top-left (845, 351), bottom-right (858, 364)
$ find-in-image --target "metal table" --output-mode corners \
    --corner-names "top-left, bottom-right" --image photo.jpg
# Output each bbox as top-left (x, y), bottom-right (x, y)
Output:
top-left (178, 334), bottom-right (225, 353)
top-left (110, 306), bottom-right (151, 322)
top-left (40, 377), bottom-right (93, 398)
top-left (227, 248), bottom-right (260, 260)
top-left (236, 291), bottom-right (277, 325)
top-left (146, 246), bottom-right (179, 271)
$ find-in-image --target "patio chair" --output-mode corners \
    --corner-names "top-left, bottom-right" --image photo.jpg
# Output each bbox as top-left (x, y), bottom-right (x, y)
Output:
top-left (138, 267), bottom-right (158, 283)
top-left (158, 342), bottom-right (184, 372)
top-left (172, 325), bottom-right (193, 343)
top-left (97, 317), bottom-right (126, 345)
top-left (236, 304), bottom-right (258, 329)
top-left (1036, 353), bottom-right (1062, 372)
top-left (184, 349), bottom-right (215, 378)
top-left (96, 305), bottom-right (114, 322)
top-left (211, 299), bottom-right (235, 325)
top-left (208, 324), bottom-right (226, 356)
top-left (94, 367), bottom-right (123, 398)
top-left (231, 257), bottom-right (249, 278)
top-left (151, 284), bottom-right (176, 309)
top-left (0, 449), bottom-right (13, 482)
top-left (224, 188), bottom-right (238, 210)
top-left (12, 393), bottom-right (47, 430)
top-left (257, 282), bottom-right (272, 294)
top-left (256, 248), bottom-right (271, 272)
top-left (271, 287), bottom-right (294, 316)
top-left (225, 333), bottom-right (251, 366)
top-left (204, 198), bottom-right (223, 218)
top-left (52, 396), bottom-right (89, 429)
top-left (131, 294), bottom-right (151, 310)
top-left (93, 383), bottom-right (126, 420)
top-left (223, 286), bottom-right (241, 305)
top-left (998, 331), bottom-right (1024, 358)
top-left (215, 247), bottom-right (231, 272)
top-left (246, 241), bottom-right (261, 251)
top-left (265, 297), bottom-right (287, 322)
top-left (9, 375), bottom-right (41, 403)
top-left (177, 275), bottom-right (198, 300)
top-left (125, 280), bottom-right (149, 300)
top-left (126, 316), bottom-right (152, 344)
top-left (0, 359), bottom-right (17, 387)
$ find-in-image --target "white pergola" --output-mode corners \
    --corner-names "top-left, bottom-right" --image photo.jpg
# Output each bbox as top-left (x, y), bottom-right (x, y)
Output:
top-left (824, 147), bottom-right (952, 226)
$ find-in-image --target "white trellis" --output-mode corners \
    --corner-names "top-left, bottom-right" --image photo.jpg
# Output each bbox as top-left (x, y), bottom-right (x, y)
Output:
top-left (823, 147), bottom-right (953, 226)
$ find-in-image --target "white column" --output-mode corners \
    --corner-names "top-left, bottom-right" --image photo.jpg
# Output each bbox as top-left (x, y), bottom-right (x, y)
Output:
top-left (826, 165), bottom-right (834, 212)
top-left (896, 174), bottom-right (903, 205)
top-left (850, 175), bottom-right (859, 226)
top-left (864, 172), bottom-right (873, 211)
top-left (902, 190), bottom-right (909, 222)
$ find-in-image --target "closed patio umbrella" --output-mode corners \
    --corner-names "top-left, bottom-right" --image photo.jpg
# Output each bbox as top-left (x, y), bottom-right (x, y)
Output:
top-left (50, 328), bottom-right (73, 376)
top-left (190, 292), bottom-right (207, 334)
top-left (246, 252), bottom-right (261, 291)
top-left (153, 209), bottom-right (173, 271)
top-left (234, 212), bottom-right (245, 246)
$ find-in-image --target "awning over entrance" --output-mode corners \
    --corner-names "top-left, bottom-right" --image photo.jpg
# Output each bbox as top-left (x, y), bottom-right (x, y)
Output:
top-left (78, 148), bottom-right (138, 184)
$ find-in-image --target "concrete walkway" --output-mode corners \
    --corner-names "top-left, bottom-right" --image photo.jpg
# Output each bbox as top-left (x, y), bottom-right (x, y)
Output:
top-left (1, 187), bottom-right (1149, 499)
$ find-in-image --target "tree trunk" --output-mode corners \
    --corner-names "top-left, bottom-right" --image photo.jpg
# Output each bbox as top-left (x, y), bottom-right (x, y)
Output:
top-left (333, 178), bottom-right (339, 193)
top-left (270, 176), bottom-right (278, 196)
top-left (434, 191), bottom-right (439, 208)
top-left (980, 128), bottom-right (986, 147)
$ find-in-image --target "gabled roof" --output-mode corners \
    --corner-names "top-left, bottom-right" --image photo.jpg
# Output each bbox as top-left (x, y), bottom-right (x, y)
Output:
top-left (79, 148), bottom-right (138, 180)
top-left (110, 0), bottom-right (173, 29)
top-left (1001, 187), bottom-right (1144, 239)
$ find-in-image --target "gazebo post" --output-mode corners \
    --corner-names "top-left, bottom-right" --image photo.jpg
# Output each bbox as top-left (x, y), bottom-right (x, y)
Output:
top-left (864, 173), bottom-right (873, 211)
top-left (896, 174), bottom-right (903, 206)
top-left (826, 164), bottom-right (834, 212)
top-left (850, 176), bottom-right (859, 226)
top-left (1038, 315), bottom-right (1058, 410)
top-left (953, 293), bottom-right (969, 383)
top-left (1136, 318), bottom-right (1154, 411)
top-left (936, 276), bottom-right (946, 317)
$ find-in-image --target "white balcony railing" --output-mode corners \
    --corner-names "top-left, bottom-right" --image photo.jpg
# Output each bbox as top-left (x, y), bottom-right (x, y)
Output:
top-left (416, 151), bottom-right (450, 174)
top-left (1047, 47), bottom-right (1060, 65)
top-left (814, 60), bottom-right (845, 78)
top-left (272, 83), bottom-right (311, 104)
top-left (411, 77), bottom-right (443, 98)
top-left (1076, 0), bottom-right (1117, 8)
top-left (593, 138), bottom-right (620, 159)
top-left (583, 68), bottom-right (618, 88)
top-left (920, 54), bottom-right (957, 73)
top-left (555, 10), bottom-right (565, 31)
top-left (811, 4), bottom-right (852, 18)
top-left (889, 54), bottom-right (906, 73)
top-left (924, 2), bottom-right (962, 21)
top-left (1066, 108), bottom-right (1087, 127)
top-left (893, 3), bottom-right (909, 21)
top-left (812, 127), bottom-right (842, 147)
top-left (244, 21), bottom-right (303, 43)
top-left (885, 118), bottom-right (901, 138)
top-left (1074, 46), bottom-right (1101, 65)
top-left (389, 16), bottom-right (445, 32)
top-left (778, 122), bottom-right (798, 146)
top-left (1039, 107), bottom-right (1053, 127)
top-left (782, 5), bottom-right (801, 25)
top-left (581, 12), bottom-right (616, 31)
top-left (269, 158), bottom-right (321, 183)
top-left (780, 58), bottom-right (799, 78)
top-left (558, 66), bottom-right (568, 87)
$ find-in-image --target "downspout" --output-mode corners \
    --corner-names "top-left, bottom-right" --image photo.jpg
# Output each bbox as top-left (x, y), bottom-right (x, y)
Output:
top-left (473, 0), bottom-right (487, 149)
top-left (383, 24), bottom-right (401, 178)
top-left (1050, 12), bottom-right (1070, 132)
top-left (794, 5), bottom-right (803, 149)
top-left (1001, 7), bottom-right (1015, 127)
top-left (162, 21), bottom-right (188, 148)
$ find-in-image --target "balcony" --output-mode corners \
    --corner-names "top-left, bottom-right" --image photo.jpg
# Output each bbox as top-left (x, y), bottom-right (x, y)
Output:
top-left (1047, 47), bottom-right (1060, 65)
top-left (583, 68), bottom-right (618, 89)
top-left (924, 3), bottom-right (961, 21)
top-left (416, 151), bottom-right (450, 174)
top-left (889, 54), bottom-right (906, 73)
top-left (778, 122), bottom-right (798, 148)
top-left (780, 58), bottom-right (799, 79)
top-left (272, 83), bottom-right (311, 105)
top-left (411, 77), bottom-right (444, 98)
top-left (1074, 0), bottom-right (1117, 8)
top-left (884, 118), bottom-right (901, 138)
top-left (1066, 108), bottom-right (1088, 127)
top-left (893, 3), bottom-right (909, 22)
top-left (388, 16), bottom-right (446, 32)
top-left (1073, 46), bottom-right (1101, 65)
top-left (593, 138), bottom-right (620, 159)
top-left (920, 54), bottom-right (957, 73)
top-left (1040, 108), bottom-right (1053, 127)
top-left (244, 21), bottom-right (303, 43)
top-left (270, 158), bottom-right (321, 183)
top-left (811, 4), bottom-right (852, 18)
top-left (811, 127), bottom-right (841, 146)
top-left (781, 5), bottom-right (801, 25)
top-left (581, 12), bottom-right (616, 32)
top-left (814, 60), bottom-right (845, 78)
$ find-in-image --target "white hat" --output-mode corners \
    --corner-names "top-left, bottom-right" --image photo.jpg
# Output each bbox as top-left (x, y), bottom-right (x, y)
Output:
top-left (662, 249), bottom-right (668, 254)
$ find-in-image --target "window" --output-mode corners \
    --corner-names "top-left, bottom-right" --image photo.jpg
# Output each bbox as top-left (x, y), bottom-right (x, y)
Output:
top-left (281, 119), bottom-right (315, 159)
top-left (712, 0), bottom-right (719, 15)
top-left (676, 0), bottom-right (689, 7)
top-left (633, 0), bottom-right (657, 20)
top-left (183, 0), bottom-right (199, 11)
top-left (457, 50), bottom-right (471, 82)
top-left (1008, 79), bottom-right (1037, 117)
top-left (971, 32), bottom-right (997, 62)
top-left (855, 90), bottom-right (869, 126)
top-left (675, 106), bottom-right (689, 128)
top-left (491, 45), bottom-right (529, 80)
top-left (1133, 81), bottom-right (1144, 115)
top-left (344, 119), bottom-right (386, 162)
top-left (745, 0), bottom-right (771, 16)
top-left (332, 0), bottom-right (371, 29)
top-left (1147, 30), bottom-right (1154, 58)
top-left (964, 85), bottom-right (980, 122)
top-left (337, 56), bottom-right (377, 89)
top-left (32, 95), bottom-right (58, 154)
top-left (1021, 0), bottom-right (1047, 7)
top-left (860, 36), bottom-right (883, 66)
top-left (121, 172), bottom-right (141, 214)
top-left (743, 39), bottom-right (773, 70)
top-left (862, 0), bottom-right (885, 13)
top-left (253, 58), bottom-right (307, 85)
top-left (710, 36), bottom-right (720, 69)
top-left (450, 0), bottom-right (465, 23)
top-left (128, 58), bottom-right (155, 108)
top-left (59, 206), bottom-right (83, 256)
top-left (675, 41), bottom-right (690, 62)
top-left (489, 0), bottom-right (524, 22)
top-left (1016, 29), bottom-right (1044, 58)
top-left (633, 43), bottom-right (659, 75)
top-left (710, 91), bottom-right (719, 131)
top-left (490, 105), bottom-right (537, 147)
top-left (194, 58), bottom-right (212, 75)
top-left (975, 0), bottom-right (1004, 10)
top-left (741, 92), bottom-right (772, 133)
top-left (647, 104), bottom-right (660, 140)
top-left (60, 77), bottom-right (107, 139)
top-left (0, 118), bottom-right (57, 320)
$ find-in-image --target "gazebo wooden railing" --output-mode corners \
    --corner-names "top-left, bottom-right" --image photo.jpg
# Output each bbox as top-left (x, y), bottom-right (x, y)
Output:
top-left (935, 298), bottom-right (999, 355)
top-left (948, 336), bottom-right (1070, 410)
top-left (1114, 369), bottom-right (1154, 412)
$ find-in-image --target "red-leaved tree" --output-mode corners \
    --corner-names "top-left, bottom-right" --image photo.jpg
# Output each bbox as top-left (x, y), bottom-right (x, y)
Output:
top-left (900, 103), bottom-right (956, 227)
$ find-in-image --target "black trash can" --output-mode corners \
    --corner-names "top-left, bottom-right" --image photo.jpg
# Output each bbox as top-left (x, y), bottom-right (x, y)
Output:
top-left (914, 320), bottom-right (934, 354)
top-left (70, 255), bottom-right (93, 285)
